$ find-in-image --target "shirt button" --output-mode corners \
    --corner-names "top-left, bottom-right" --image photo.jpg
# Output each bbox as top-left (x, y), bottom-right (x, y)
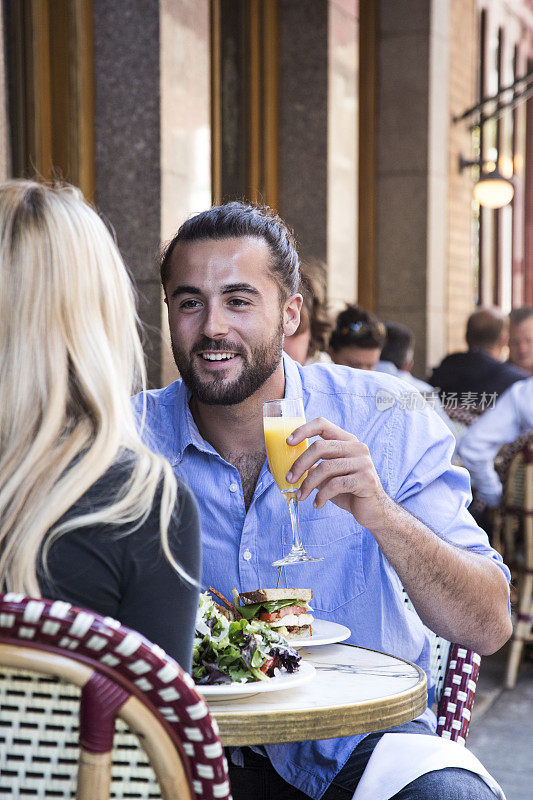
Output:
top-left (229, 483), bottom-right (238, 493)
top-left (243, 550), bottom-right (252, 561)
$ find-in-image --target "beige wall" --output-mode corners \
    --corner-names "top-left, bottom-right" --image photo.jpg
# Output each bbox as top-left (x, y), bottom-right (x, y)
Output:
top-left (445, 0), bottom-right (477, 357)
top-left (160, 0), bottom-right (211, 387)
top-left (426, 0), bottom-right (451, 373)
top-left (327, 0), bottom-right (358, 311)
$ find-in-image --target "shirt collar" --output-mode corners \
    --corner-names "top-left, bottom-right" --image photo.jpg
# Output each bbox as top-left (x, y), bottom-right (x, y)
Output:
top-left (162, 381), bottom-right (208, 465)
top-left (282, 350), bottom-right (304, 400)
top-left (173, 352), bottom-right (305, 463)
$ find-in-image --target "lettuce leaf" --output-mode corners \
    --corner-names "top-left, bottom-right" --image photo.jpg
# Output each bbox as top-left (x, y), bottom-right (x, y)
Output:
top-left (193, 591), bottom-right (301, 685)
top-left (239, 598), bottom-right (309, 619)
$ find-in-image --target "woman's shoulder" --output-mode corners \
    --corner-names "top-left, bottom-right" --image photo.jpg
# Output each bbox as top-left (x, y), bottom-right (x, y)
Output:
top-left (65, 450), bottom-right (199, 533)
top-left (71, 450), bottom-right (139, 511)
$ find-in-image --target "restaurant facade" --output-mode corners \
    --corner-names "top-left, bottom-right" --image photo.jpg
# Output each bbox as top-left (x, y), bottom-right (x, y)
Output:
top-left (1, 0), bottom-right (533, 384)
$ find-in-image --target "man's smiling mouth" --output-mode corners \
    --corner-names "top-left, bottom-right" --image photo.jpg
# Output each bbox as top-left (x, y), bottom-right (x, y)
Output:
top-left (200, 352), bottom-right (239, 361)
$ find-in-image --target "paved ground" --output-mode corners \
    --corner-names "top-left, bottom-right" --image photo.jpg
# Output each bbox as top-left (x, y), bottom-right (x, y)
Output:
top-left (467, 644), bottom-right (533, 800)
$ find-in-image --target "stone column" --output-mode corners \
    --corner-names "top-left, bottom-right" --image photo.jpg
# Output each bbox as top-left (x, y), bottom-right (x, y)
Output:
top-left (92, 0), bottom-right (161, 387)
top-left (375, 0), bottom-right (450, 377)
top-left (278, 0), bottom-right (328, 265)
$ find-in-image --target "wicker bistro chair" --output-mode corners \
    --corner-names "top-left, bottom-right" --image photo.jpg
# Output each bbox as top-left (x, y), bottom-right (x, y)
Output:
top-left (0, 594), bottom-right (232, 800)
top-left (492, 432), bottom-right (533, 688)
top-left (435, 644), bottom-right (481, 744)
top-left (493, 431), bottom-right (533, 565)
top-left (402, 591), bottom-right (481, 745)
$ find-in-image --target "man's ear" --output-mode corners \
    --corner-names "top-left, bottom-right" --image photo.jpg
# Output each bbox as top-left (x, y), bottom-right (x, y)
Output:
top-left (283, 293), bottom-right (303, 336)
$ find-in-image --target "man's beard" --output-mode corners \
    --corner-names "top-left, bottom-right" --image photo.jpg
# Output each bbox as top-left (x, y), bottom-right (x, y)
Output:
top-left (171, 323), bottom-right (284, 405)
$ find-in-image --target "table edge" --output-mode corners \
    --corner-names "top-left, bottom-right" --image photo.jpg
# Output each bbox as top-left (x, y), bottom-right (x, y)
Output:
top-left (210, 644), bottom-right (428, 745)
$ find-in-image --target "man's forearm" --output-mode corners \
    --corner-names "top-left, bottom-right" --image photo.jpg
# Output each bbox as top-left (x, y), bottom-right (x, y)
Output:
top-left (369, 497), bottom-right (512, 655)
top-left (287, 415), bottom-right (512, 654)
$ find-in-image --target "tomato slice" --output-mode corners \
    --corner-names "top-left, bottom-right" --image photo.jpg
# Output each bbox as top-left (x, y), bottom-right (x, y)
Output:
top-left (259, 606), bottom-right (306, 622)
top-left (260, 658), bottom-right (274, 674)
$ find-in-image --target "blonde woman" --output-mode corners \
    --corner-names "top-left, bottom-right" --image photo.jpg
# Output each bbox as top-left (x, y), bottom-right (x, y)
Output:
top-left (0, 180), bottom-right (200, 671)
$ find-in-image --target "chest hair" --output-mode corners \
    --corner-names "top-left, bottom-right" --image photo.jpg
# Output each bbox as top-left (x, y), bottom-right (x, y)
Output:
top-left (223, 450), bottom-right (266, 510)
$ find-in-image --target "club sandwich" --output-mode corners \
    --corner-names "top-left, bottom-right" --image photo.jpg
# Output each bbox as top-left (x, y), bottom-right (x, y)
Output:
top-left (237, 588), bottom-right (314, 638)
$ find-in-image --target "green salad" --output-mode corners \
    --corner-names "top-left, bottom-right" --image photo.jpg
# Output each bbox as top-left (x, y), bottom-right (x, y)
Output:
top-left (193, 591), bottom-right (301, 685)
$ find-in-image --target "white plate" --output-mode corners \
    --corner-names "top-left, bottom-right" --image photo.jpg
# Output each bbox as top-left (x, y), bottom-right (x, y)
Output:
top-left (287, 619), bottom-right (351, 647)
top-left (196, 660), bottom-right (316, 701)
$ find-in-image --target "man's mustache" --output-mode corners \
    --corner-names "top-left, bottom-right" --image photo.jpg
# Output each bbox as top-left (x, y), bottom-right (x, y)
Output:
top-left (192, 339), bottom-right (246, 356)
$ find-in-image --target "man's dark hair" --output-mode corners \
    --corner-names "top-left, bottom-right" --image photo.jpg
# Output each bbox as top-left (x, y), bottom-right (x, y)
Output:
top-left (380, 321), bottom-right (414, 370)
top-left (465, 307), bottom-right (506, 349)
top-left (160, 201), bottom-right (300, 299)
top-left (329, 305), bottom-right (386, 352)
top-left (509, 306), bottom-right (533, 326)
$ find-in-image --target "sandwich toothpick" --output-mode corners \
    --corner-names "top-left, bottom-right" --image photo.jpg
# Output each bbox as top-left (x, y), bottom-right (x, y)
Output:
top-left (276, 565), bottom-right (283, 589)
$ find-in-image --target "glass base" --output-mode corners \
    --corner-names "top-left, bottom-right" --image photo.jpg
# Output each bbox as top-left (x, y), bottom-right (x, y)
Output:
top-left (272, 549), bottom-right (324, 567)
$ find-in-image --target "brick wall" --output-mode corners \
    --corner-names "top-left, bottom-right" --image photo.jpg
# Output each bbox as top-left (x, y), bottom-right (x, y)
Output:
top-left (446, 0), bottom-right (478, 358)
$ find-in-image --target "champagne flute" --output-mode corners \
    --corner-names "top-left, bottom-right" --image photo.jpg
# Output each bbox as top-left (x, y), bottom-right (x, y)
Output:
top-left (263, 397), bottom-right (324, 566)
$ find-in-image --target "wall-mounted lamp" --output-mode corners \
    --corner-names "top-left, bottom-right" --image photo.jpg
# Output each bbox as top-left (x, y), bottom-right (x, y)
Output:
top-left (459, 156), bottom-right (514, 209)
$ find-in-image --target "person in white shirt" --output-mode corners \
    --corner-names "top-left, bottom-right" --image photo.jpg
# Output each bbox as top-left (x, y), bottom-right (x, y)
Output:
top-left (458, 378), bottom-right (533, 507)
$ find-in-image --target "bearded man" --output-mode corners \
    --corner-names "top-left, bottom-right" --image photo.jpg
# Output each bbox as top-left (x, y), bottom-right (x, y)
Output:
top-left (134, 201), bottom-right (510, 800)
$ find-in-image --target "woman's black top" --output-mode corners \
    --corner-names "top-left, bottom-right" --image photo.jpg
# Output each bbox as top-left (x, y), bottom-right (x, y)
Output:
top-left (38, 458), bottom-right (201, 672)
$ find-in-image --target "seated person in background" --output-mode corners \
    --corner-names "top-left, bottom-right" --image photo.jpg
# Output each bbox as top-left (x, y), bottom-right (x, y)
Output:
top-left (428, 307), bottom-right (527, 407)
top-left (138, 200), bottom-right (511, 800)
top-left (329, 304), bottom-right (386, 370)
top-left (509, 307), bottom-right (533, 375)
top-left (0, 180), bottom-right (200, 671)
top-left (376, 321), bottom-right (454, 433)
top-left (283, 260), bottom-right (331, 365)
top-left (377, 320), bottom-right (435, 393)
top-left (458, 378), bottom-right (533, 509)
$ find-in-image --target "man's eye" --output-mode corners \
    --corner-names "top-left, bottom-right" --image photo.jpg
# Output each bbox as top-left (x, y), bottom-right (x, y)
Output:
top-left (228, 298), bottom-right (250, 307)
top-left (180, 299), bottom-right (201, 309)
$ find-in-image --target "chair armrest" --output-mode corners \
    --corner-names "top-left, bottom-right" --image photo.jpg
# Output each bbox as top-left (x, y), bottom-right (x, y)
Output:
top-left (436, 644), bottom-right (481, 745)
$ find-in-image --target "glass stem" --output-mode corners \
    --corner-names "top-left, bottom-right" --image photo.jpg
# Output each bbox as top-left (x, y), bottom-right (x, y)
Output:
top-left (287, 491), bottom-right (305, 554)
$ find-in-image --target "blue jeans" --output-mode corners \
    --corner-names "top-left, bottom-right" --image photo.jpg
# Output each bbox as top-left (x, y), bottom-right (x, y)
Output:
top-left (227, 722), bottom-right (496, 800)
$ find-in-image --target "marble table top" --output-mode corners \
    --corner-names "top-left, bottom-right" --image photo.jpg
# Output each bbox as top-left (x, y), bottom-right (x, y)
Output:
top-left (204, 643), bottom-right (427, 745)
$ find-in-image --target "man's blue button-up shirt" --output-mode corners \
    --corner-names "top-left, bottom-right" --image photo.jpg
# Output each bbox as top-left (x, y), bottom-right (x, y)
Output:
top-left (134, 353), bottom-right (509, 799)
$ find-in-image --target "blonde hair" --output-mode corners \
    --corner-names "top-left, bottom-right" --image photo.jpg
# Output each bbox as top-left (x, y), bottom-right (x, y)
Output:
top-left (0, 179), bottom-right (191, 594)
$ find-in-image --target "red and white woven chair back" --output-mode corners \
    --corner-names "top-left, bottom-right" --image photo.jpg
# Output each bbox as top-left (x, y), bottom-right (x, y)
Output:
top-left (402, 588), bottom-right (480, 744)
top-left (435, 644), bottom-right (481, 744)
top-left (0, 593), bottom-right (232, 800)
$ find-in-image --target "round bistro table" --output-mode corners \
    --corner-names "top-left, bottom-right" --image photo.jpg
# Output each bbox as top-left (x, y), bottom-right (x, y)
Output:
top-left (205, 643), bottom-right (427, 746)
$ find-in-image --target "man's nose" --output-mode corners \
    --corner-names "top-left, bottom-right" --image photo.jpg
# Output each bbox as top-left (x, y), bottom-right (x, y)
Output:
top-left (202, 303), bottom-right (229, 338)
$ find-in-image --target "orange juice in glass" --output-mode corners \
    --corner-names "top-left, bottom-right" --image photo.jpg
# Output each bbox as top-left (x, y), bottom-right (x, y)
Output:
top-left (263, 415), bottom-right (308, 492)
top-left (263, 398), bottom-right (323, 566)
